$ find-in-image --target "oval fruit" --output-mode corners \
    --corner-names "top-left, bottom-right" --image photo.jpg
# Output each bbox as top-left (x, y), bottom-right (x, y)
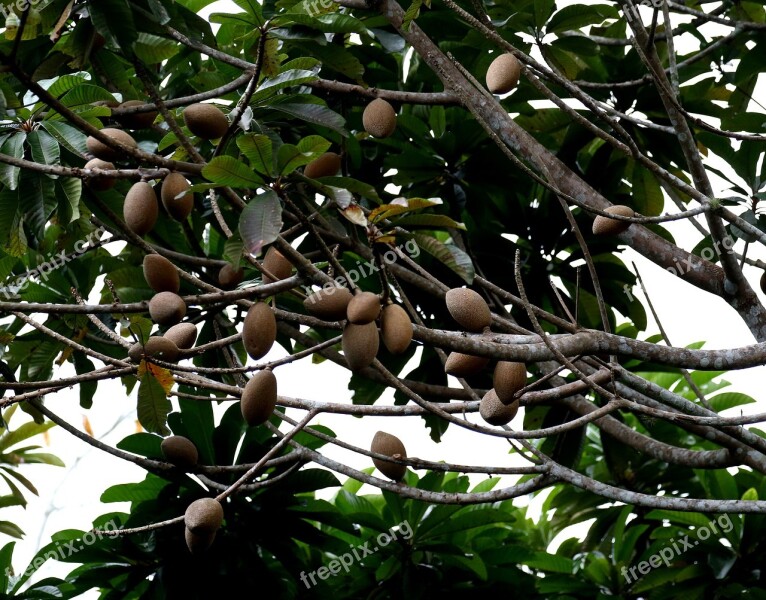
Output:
top-left (486, 53), bottom-right (521, 95)
top-left (592, 205), bottom-right (635, 236)
top-left (84, 158), bottom-right (116, 191)
top-left (183, 103), bottom-right (228, 139)
top-left (124, 181), bottom-right (158, 237)
top-left (380, 304), bottom-right (412, 354)
top-left (241, 370), bottom-right (277, 426)
top-left (184, 498), bottom-right (224, 535)
top-left (128, 342), bottom-right (143, 362)
top-left (143, 254), bottom-right (180, 293)
top-left (185, 526), bottom-right (216, 554)
top-left (117, 99), bottom-right (158, 130)
top-left (86, 127), bottom-right (137, 161)
top-left (161, 173), bottom-right (194, 221)
top-left (362, 98), bottom-right (397, 138)
top-left (161, 435), bottom-right (198, 468)
top-left (444, 352), bottom-right (489, 377)
top-left (218, 264), bottom-right (244, 290)
top-left (479, 389), bottom-right (519, 426)
top-left (371, 431), bottom-right (407, 481)
top-left (347, 291), bottom-right (381, 324)
top-left (143, 336), bottom-right (180, 362)
top-left (242, 302), bottom-right (276, 360)
top-left (494, 361), bottom-right (526, 405)
top-left (262, 247), bottom-right (292, 283)
top-left (445, 288), bottom-right (491, 332)
top-left (164, 322), bottom-right (197, 350)
top-left (148, 291), bottom-right (186, 326)
top-left (304, 286), bottom-right (353, 320)
top-left (304, 152), bottom-right (341, 179)
top-left (342, 322), bottom-right (379, 371)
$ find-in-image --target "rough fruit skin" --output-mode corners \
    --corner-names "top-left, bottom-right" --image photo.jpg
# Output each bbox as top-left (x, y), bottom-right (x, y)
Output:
top-left (347, 291), bottom-right (381, 324)
top-left (86, 128), bottom-right (137, 161)
top-left (262, 247), bottom-right (292, 283)
top-left (184, 498), bottom-right (224, 535)
top-left (362, 98), bottom-right (397, 138)
top-left (241, 370), bottom-right (278, 426)
top-left (143, 336), bottom-right (180, 362)
top-left (185, 527), bottom-right (216, 554)
top-left (143, 254), bottom-right (180, 293)
top-left (479, 389), bottom-right (519, 426)
top-left (161, 435), bottom-right (199, 467)
top-left (218, 264), bottom-right (244, 290)
top-left (371, 431), bottom-right (407, 481)
top-left (161, 173), bottom-right (194, 221)
top-left (380, 304), bottom-right (413, 354)
top-left (117, 100), bottom-right (158, 129)
top-left (128, 342), bottom-right (143, 362)
top-left (124, 182), bottom-right (158, 237)
top-left (486, 53), bottom-right (521, 95)
top-left (342, 322), bottom-right (379, 371)
top-left (149, 291), bottom-right (186, 326)
top-left (84, 158), bottom-right (116, 191)
top-left (164, 322), bottom-right (197, 350)
top-left (304, 286), bottom-right (353, 320)
top-left (242, 302), bottom-right (276, 360)
top-left (494, 361), bottom-right (526, 405)
top-left (444, 352), bottom-right (489, 377)
top-left (592, 205), bottom-right (635, 236)
top-left (183, 103), bottom-right (228, 139)
top-left (304, 152), bottom-right (341, 179)
top-left (445, 288), bottom-right (491, 332)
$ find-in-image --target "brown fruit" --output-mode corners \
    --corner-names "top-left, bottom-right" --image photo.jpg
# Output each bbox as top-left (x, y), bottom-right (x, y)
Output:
top-left (304, 286), bottom-right (353, 320)
top-left (117, 100), bottom-right (158, 130)
top-left (262, 247), bottom-right (292, 283)
top-left (362, 98), bottom-right (397, 138)
top-left (342, 322), bottom-right (379, 371)
top-left (761, 271), bottom-right (766, 295)
top-left (371, 431), bottom-right (407, 481)
top-left (304, 152), bottom-right (341, 179)
top-left (148, 291), bottom-right (186, 326)
top-left (184, 498), bottom-right (224, 535)
top-left (241, 370), bottom-right (278, 426)
top-left (479, 389), bottom-right (519, 426)
top-left (128, 342), bottom-right (143, 362)
top-left (161, 435), bottom-right (199, 468)
top-left (123, 181), bottom-right (158, 237)
top-left (161, 173), bottom-right (194, 221)
top-left (143, 254), bottom-right (180, 293)
top-left (494, 361), bottom-right (526, 405)
top-left (445, 288), bottom-right (491, 332)
top-left (347, 291), bottom-right (381, 324)
top-left (444, 352), bottom-right (489, 377)
top-left (143, 336), bottom-right (180, 362)
top-left (164, 322), bottom-right (197, 350)
top-left (185, 526), bottom-right (216, 554)
top-left (486, 53), bottom-right (521, 95)
top-left (84, 158), bottom-right (116, 191)
top-left (380, 304), bottom-right (413, 354)
top-left (183, 103), bottom-right (229, 139)
top-left (218, 264), bottom-right (244, 290)
top-left (242, 302), bottom-right (276, 360)
top-left (86, 127), bottom-right (137, 161)
top-left (592, 205), bottom-right (635, 236)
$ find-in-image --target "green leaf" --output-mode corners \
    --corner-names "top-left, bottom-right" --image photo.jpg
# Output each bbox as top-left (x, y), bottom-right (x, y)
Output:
top-left (414, 234), bottom-right (475, 283)
top-left (202, 156), bottom-right (264, 188)
top-left (402, 0), bottom-right (422, 31)
top-left (137, 372), bottom-right (171, 435)
top-left (708, 391), bottom-right (756, 412)
top-left (89, 0), bottom-right (138, 54)
top-left (238, 189), bottom-right (283, 256)
top-left (0, 421), bottom-right (55, 452)
top-left (26, 131), bottom-right (59, 169)
top-left (394, 214), bottom-right (466, 230)
top-left (0, 132), bottom-right (25, 191)
top-left (237, 134), bottom-right (273, 176)
top-left (253, 69), bottom-right (318, 99)
top-left (267, 100), bottom-right (347, 135)
top-left (632, 165), bottom-right (664, 216)
top-left (135, 33), bottom-right (179, 64)
top-left (41, 121), bottom-right (88, 156)
top-left (0, 521), bottom-right (23, 539)
top-left (547, 4), bottom-right (618, 33)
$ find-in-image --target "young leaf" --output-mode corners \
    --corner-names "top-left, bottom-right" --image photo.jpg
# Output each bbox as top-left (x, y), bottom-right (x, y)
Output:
top-left (239, 189), bottom-right (283, 256)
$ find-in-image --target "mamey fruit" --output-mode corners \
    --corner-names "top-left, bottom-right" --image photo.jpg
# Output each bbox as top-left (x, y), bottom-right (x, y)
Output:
top-left (132, 336), bottom-right (180, 363)
top-left (149, 291), bottom-right (186, 326)
top-left (84, 158), bottom-right (116, 191)
top-left (304, 286), bottom-right (353, 320)
top-left (444, 352), bottom-right (489, 377)
top-left (371, 431), bottom-right (407, 481)
top-left (362, 98), bottom-right (397, 138)
top-left (241, 370), bottom-right (277, 426)
top-left (185, 527), bottom-right (215, 554)
top-left (164, 323), bottom-right (197, 350)
top-left (218, 264), bottom-right (244, 289)
top-left (479, 389), bottom-right (519, 426)
top-left (242, 302), bottom-right (276, 360)
top-left (304, 152), bottom-right (341, 179)
top-left (161, 173), bottom-right (194, 221)
top-left (262, 247), bottom-right (292, 283)
top-left (342, 322), bottom-right (379, 371)
top-left (183, 103), bottom-right (228, 139)
top-left (86, 128), bottom-right (137, 161)
top-left (116, 99), bottom-right (158, 130)
top-left (486, 53), bottom-right (521, 95)
top-left (143, 254), bottom-right (180, 293)
top-left (123, 182), bottom-right (158, 237)
top-left (347, 291), bottom-right (381, 324)
top-left (494, 361), bottom-right (526, 404)
top-left (184, 498), bottom-right (224, 535)
top-left (445, 288), bottom-right (491, 332)
top-left (592, 205), bottom-right (635, 236)
top-left (161, 435), bottom-right (198, 467)
top-left (380, 304), bottom-right (413, 354)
